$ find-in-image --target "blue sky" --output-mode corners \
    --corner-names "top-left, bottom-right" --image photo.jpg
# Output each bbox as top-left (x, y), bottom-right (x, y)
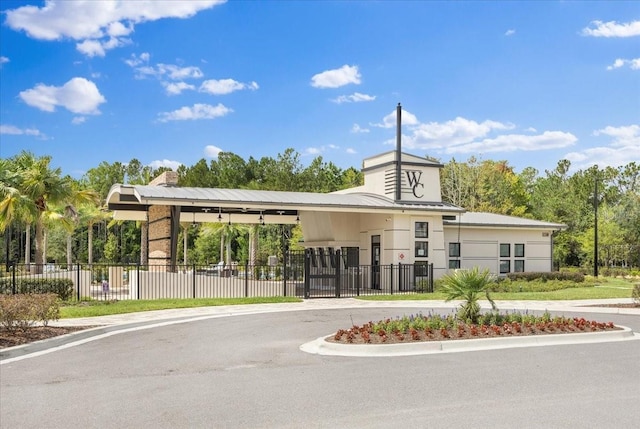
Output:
top-left (1, 1), bottom-right (638, 179)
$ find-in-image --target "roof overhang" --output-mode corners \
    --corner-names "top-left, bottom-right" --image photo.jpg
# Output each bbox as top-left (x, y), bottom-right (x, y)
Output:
top-left (106, 184), bottom-right (464, 224)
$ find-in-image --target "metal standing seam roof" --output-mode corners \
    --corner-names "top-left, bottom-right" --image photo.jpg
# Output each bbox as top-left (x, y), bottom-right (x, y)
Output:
top-left (443, 211), bottom-right (567, 229)
top-left (111, 185), bottom-right (464, 213)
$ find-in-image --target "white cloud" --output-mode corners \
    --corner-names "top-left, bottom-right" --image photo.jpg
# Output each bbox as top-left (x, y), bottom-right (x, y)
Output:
top-left (582, 20), bottom-right (640, 38)
top-left (71, 116), bottom-right (86, 125)
top-left (311, 65), bottom-right (361, 88)
top-left (404, 117), bottom-right (514, 148)
top-left (157, 64), bottom-right (203, 80)
top-left (378, 113), bottom-right (577, 158)
top-left (158, 103), bottom-right (232, 122)
top-left (0, 124), bottom-right (47, 139)
top-left (199, 79), bottom-right (259, 95)
top-left (564, 125), bottom-right (639, 168)
top-left (303, 145), bottom-right (339, 156)
top-left (593, 124), bottom-right (640, 147)
top-left (443, 131), bottom-right (577, 154)
top-left (149, 159), bottom-right (182, 170)
top-left (331, 92), bottom-right (376, 104)
top-left (125, 52), bottom-right (150, 67)
top-left (305, 147), bottom-right (321, 155)
top-left (0, 56), bottom-right (9, 66)
top-left (346, 148), bottom-right (357, 154)
top-left (505, 29), bottom-right (516, 36)
top-left (129, 61), bottom-right (203, 80)
top-left (5, 1), bottom-right (226, 56)
top-left (76, 36), bottom-right (130, 57)
top-left (351, 123), bottom-right (370, 134)
top-left (204, 145), bottom-right (223, 158)
top-left (373, 108), bottom-right (420, 129)
top-left (607, 58), bottom-right (640, 71)
top-left (164, 82), bottom-right (195, 95)
top-left (19, 77), bottom-right (106, 114)
top-left (107, 21), bottom-right (133, 37)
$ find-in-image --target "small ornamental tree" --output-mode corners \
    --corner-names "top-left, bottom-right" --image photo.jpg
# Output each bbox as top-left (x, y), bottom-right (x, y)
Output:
top-left (440, 266), bottom-right (497, 324)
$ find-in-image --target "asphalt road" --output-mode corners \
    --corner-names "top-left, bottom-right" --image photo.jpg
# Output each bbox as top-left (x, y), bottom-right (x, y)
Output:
top-left (1, 307), bottom-right (639, 428)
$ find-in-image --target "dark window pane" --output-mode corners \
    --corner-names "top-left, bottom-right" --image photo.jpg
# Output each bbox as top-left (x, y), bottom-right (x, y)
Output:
top-left (449, 260), bottom-right (461, 269)
top-left (449, 242), bottom-right (460, 257)
top-left (415, 222), bottom-right (428, 238)
top-left (515, 260), bottom-right (525, 272)
top-left (500, 260), bottom-right (510, 274)
top-left (415, 241), bottom-right (428, 257)
top-left (500, 243), bottom-right (510, 258)
top-left (515, 244), bottom-right (525, 258)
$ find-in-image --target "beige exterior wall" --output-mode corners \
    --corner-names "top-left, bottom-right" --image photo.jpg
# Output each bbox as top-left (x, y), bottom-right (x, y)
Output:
top-left (443, 226), bottom-right (554, 276)
top-left (357, 153), bottom-right (443, 203)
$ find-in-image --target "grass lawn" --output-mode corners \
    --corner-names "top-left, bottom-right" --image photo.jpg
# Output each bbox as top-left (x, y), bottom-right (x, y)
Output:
top-left (360, 277), bottom-right (636, 302)
top-left (58, 278), bottom-right (636, 318)
top-left (60, 296), bottom-right (302, 318)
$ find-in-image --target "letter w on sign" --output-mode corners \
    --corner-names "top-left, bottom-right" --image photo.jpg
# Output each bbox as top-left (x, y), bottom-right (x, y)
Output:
top-left (405, 170), bottom-right (424, 198)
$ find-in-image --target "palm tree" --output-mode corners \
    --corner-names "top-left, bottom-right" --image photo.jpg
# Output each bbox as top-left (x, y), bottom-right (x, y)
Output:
top-left (0, 152), bottom-right (99, 272)
top-left (440, 266), bottom-right (497, 323)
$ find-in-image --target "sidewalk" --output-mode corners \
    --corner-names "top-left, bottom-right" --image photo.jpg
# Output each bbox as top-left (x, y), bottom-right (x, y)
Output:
top-left (52, 297), bottom-right (640, 328)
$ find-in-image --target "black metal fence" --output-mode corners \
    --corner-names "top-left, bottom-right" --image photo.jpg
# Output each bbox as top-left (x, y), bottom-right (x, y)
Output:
top-left (303, 248), bottom-right (433, 298)
top-left (1, 259), bottom-right (432, 301)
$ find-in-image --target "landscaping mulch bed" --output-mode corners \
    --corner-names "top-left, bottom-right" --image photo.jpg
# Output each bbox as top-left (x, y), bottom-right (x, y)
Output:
top-left (328, 318), bottom-right (621, 345)
top-left (0, 326), bottom-right (94, 349)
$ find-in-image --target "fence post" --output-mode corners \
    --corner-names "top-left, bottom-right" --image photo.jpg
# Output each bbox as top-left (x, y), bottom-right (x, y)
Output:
top-left (429, 263), bottom-right (434, 293)
top-left (283, 254), bottom-right (287, 297)
top-left (11, 264), bottom-right (16, 295)
top-left (192, 263), bottom-right (196, 299)
top-left (245, 261), bottom-right (249, 298)
top-left (335, 249), bottom-right (341, 298)
top-left (137, 263), bottom-right (141, 300)
top-left (356, 266), bottom-right (360, 296)
top-left (390, 264), bottom-right (394, 295)
top-left (303, 249), bottom-right (310, 299)
top-left (76, 263), bottom-right (81, 301)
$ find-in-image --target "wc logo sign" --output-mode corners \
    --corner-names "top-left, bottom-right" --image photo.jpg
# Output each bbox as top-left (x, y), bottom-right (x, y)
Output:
top-left (405, 170), bottom-right (424, 198)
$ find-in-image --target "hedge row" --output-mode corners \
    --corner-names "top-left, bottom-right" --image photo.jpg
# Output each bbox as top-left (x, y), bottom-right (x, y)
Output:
top-left (0, 278), bottom-right (74, 300)
top-left (489, 279), bottom-right (591, 293)
top-left (0, 293), bottom-right (61, 331)
top-left (506, 271), bottom-right (585, 283)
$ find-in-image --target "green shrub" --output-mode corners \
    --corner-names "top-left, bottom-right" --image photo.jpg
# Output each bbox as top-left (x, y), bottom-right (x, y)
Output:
top-left (632, 285), bottom-right (640, 305)
top-left (415, 279), bottom-right (431, 293)
top-left (490, 278), bottom-right (591, 293)
top-left (440, 267), bottom-right (497, 324)
top-left (601, 267), bottom-right (640, 278)
top-left (0, 278), bottom-right (74, 300)
top-left (0, 293), bottom-right (60, 331)
top-left (506, 271), bottom-right (585, 283)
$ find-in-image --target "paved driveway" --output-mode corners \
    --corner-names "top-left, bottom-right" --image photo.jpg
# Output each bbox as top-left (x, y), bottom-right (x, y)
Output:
top-left (1, 306), bottom-right (639, 428)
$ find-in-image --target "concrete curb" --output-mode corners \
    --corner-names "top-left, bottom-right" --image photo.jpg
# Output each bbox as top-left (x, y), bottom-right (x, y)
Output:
top-left (300, 325), bottom-right (640, 357)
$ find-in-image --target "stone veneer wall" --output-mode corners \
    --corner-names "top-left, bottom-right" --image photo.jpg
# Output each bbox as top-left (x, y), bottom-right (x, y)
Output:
top-left (148, 206), bottom-right (173, 270)
top-left (147, 171), bottom-right (180, 272)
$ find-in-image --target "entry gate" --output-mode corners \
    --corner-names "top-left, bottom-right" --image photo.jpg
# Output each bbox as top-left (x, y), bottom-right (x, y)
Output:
top-left (302, 248), bottom-right (433, 298)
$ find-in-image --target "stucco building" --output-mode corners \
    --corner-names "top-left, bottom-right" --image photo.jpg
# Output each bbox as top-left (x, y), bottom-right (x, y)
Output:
top-left (107, 150), bottom-right (565, 283)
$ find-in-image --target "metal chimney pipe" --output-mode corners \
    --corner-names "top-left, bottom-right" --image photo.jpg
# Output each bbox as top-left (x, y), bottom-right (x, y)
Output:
top-left (396, 103), bottom-right (402, 202)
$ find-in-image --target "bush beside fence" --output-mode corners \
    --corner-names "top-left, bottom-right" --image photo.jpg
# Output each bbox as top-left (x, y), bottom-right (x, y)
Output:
top-left (0, 293), bottom-right (60, 331)
top-left (0, 278), bottom-right (74, 300)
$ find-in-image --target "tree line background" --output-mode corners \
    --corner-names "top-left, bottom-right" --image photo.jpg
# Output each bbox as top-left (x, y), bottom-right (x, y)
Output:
top-left (2, 149), bottom-right (639, 271)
